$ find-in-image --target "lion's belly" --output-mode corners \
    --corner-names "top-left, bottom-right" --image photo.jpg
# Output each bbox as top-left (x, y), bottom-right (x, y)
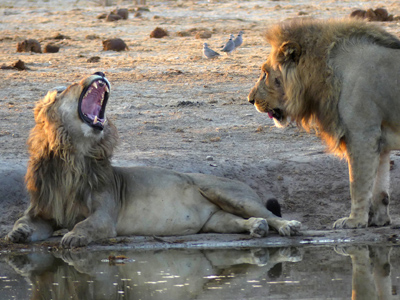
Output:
top-left (382, 128), bottom-right (400, 151)
top-left (114, 167), bottom-right (220, 236)
top-left (116, 191), bottom-right (218, 236)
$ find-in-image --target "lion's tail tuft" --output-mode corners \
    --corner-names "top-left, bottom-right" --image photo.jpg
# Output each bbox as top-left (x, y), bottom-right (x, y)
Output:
top-left (266, 198), bottom-right (282, 217)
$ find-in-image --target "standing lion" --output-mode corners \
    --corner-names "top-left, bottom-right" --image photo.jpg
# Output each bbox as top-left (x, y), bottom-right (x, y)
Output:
top-left (6, 72), bottom-right (300, 248)
top-left (248, 18), bottom-right (400, 229)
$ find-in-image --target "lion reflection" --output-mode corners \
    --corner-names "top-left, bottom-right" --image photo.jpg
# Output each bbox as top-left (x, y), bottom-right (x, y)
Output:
top-left (6, 247), bottom-right (301, 300)
top-left (335, 245), bottom-right (395, 300)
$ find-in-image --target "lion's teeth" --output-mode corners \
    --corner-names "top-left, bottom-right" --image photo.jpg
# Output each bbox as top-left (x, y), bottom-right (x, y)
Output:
top-left (93, 116), bottom-right (98, 124)
top-left (105, 85), bottom-right (109, 93)
top-left (93, 82), bottom-right (98, 89)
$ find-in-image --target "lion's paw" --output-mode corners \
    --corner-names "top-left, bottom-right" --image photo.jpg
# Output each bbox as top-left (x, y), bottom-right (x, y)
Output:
top-left (249, 248), bottom-right (270, 266)
top-left (60, 231), bottom-right (90, 248)
top-left (278, 247), bottom-right (302, 262)
top-left (334, 245), bottom-right (368, 257)
top-left (278, 220), bottom-right (301, 236)
top-left (6, 224), bottom-right (33, 243)
top-left (248, 217), bottom-right (269, 238)
top-left (333, 217), bottom-right (367, 229)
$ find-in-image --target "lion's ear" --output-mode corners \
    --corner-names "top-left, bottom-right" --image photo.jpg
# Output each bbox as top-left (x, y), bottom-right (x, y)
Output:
top-left (277, 41), bottom-right (302, 64)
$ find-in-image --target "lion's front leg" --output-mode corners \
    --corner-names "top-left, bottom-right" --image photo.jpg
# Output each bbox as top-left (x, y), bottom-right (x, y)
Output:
top-left (61, 192), bottom-right (118, 248)
top-left (6, 213), bottom-right (54, 243)
top-left (61, 210), bottom-right (117, 248)
top-left (369, 151), bottom-right (391, 226)
top-left (333, 137), bottom-right (380, 229)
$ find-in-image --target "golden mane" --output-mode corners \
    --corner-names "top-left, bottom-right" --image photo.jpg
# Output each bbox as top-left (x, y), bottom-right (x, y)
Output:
top-left (265, 18), bottom-right (400, 155)
top-left (25, 90), bottom-right (119, 228)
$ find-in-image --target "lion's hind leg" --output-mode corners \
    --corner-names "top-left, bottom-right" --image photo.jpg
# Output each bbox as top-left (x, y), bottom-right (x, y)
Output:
top-left (191, 174), bottom-right (301, 236)
top-left (369, 151), bottom-right (391, 227)
top-left (201, 211), bottom-right (269, 237)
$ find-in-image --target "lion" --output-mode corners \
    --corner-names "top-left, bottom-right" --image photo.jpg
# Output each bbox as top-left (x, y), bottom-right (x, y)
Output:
top-left (248, 18), bottom-right (400, 229)
top-left (6, 72), bottom-right (301, 248)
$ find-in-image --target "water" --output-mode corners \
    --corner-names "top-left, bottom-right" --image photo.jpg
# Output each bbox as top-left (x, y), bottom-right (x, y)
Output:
top-left (1, 245), bottom-right (400, 299)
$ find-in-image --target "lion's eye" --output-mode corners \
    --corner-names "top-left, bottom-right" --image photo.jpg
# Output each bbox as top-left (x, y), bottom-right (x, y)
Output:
top-left (262, 72), bottom-right (267, 80)
top-left (274, 78), bottom-right (281, 87)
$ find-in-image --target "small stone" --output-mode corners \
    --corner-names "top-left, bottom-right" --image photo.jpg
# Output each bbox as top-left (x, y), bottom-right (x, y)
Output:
top-left (106, 13), bottom-right (122, 22)
top-left (112, 8), bottom-right (129, 20)
top-left (43, 43), bottom-right (59, 53)
top-left (16, 39), bottom-right (41, 53)
top-left (87, 56), bottom-right (101, 63)
top-left (102, 38), bottom-right (129, 51)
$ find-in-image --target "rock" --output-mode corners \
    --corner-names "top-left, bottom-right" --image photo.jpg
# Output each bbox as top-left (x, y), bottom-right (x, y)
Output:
top-left (195, 30), bottom-right (212, 39)
top-left (111, 8), bottom-right (129, 20)
top-left (350, 7), bottom-right (393, 22)
top-left (53, 33), bottom-right (70, 40)
top-left (106, 13), bottom-right (122, 22)
top-left (150, 27), bottom-right (168, 38)
top-left (350, 9), bottom-right (366, 19)
top-left (87, 56), bottom-right (101, 63)
top-left (16, 39), bottom-right (41, 53)
top-left (97, 13), bottom-right (108, 19)
top-left (1, 59), bottom-right (29, 70)
top-left (43, 43), bottom-right (59, 53)
top-left (102, 38), bottom-right (129, 51)
top-left (13, 60), bottom-right (28, 70)
top-left (85, 34), bottom-right (100, 40)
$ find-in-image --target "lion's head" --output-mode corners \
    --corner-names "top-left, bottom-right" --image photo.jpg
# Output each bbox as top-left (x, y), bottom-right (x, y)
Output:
top-left (247, 58), bottom-right (287, 128)
top-left (29, 72), bottom-right (117, 158)
top-left (249, 19), bottom-right (400, 155)
top-left (26, 72), bottom-right (118, 227)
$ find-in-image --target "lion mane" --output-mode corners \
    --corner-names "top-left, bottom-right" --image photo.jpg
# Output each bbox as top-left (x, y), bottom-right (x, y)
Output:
top-left (25, 90), bottom-right (118, 228)
top-left (265, 18), bottom-right (400, 156)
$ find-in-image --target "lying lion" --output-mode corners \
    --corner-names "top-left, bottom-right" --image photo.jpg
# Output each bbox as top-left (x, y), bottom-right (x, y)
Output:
top-left (6, 72), bottom-right (300, 248)
top-left (248, 19), bottom-right (400, 229)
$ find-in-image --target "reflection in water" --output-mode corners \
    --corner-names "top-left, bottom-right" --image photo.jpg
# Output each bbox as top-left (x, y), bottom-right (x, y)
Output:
top-left (3, 247), bottom-right (301, 300)
top-left (335, 245), bottom-right (396, 300)
top-left (2, 245), bottom-right (400, 299)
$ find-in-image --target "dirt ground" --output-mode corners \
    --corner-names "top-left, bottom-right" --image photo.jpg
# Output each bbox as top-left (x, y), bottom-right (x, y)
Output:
top-left (1, 0), bottom-right (400, 250)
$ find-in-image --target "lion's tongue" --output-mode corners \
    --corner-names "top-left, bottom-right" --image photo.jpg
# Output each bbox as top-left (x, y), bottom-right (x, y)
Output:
top-left (82, 96), bottom-right (101, 117)
top-left (81, 86), bottom-right (104, 121)
top-left (267, 111), bottom-right (273, 119)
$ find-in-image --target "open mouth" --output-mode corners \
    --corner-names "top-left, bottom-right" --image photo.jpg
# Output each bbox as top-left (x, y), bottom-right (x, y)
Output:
top-left (267, 108), bottom-right (284, 121)
top-left (78, 75), bottom-right (110, 131)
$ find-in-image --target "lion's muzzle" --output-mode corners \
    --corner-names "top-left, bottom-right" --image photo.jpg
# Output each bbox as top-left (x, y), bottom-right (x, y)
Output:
top-left (78, 73), bottom-right (111, 131)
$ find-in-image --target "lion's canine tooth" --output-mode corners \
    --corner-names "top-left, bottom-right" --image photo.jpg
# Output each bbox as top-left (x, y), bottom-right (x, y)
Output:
top-left (93, 82), bottom-right (98, 89)
top-left (105, 85), bottom-right (109, 93)
top-left (93, 116), bottom-right (98, 124)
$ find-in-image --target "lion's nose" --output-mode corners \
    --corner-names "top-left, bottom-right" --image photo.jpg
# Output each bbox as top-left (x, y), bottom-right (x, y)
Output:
top-left (94, 71), bottom-right (105, 77)
top-left (248, 98), bottom-right (255, 105)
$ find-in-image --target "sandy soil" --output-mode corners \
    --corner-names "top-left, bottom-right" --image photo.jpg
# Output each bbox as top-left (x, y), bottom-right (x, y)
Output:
top-left (1, 0), bottom-right (400, 250)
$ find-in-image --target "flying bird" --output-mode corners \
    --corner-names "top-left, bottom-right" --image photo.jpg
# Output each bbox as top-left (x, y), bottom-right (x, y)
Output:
top-left (221, 34), bottom-right (235, 54)
top-left (203, 43), bottom-right (220, 59)
top-left (233, 31), bottom-right (244, 48)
